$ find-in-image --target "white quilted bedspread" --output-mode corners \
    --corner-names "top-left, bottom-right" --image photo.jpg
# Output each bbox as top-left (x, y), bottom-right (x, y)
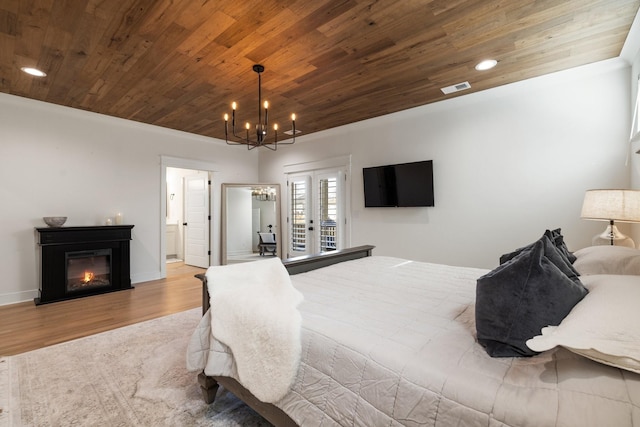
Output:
top-left (188, 256), bottom-right (640, 427)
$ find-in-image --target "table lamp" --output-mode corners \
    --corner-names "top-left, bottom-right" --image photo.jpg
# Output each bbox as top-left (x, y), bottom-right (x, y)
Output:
top-left (580, 189), bottom-right (640, 247)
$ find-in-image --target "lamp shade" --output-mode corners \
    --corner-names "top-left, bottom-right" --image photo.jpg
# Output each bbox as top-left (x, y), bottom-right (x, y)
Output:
top-left (581, 189), bottom-right (640, 222)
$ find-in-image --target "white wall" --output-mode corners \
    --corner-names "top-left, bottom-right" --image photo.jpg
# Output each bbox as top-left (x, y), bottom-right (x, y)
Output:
top-left (254, 199), bottom-right (277, 234)
top-left (260, 59), bottom-right (634, 269)
top-left (0, 93), bottom-right (258, 305)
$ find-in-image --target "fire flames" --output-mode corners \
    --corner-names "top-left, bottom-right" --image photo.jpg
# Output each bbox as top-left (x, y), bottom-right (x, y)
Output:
top-left (83, 271), bottom-right (95, 283)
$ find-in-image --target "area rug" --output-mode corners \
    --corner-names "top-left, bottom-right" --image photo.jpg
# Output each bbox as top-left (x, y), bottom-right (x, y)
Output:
top-left (0, 309), bottom-right (272, 426)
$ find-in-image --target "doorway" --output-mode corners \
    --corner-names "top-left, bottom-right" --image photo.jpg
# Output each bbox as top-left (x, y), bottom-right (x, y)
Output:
top-left (287, 166), bottom-right (349, 258)
top-left (166, 167), bottom-right (210, 268)
top-left (161, 156), bottom-right (217, 279)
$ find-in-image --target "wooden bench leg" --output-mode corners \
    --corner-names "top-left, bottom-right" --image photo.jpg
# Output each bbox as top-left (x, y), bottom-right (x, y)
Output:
top-left (198, 372), bottom-right (219, 404)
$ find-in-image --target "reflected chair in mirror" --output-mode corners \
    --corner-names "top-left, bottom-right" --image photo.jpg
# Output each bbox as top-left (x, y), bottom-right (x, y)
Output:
top-left (258, 232), bottom-right (277, 256)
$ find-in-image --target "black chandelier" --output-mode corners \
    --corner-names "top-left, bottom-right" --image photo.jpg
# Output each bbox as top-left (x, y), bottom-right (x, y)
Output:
top-left (224, 64), bottom-right (297, 150)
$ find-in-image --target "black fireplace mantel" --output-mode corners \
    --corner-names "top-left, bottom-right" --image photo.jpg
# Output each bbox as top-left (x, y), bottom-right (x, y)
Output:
top-left (35, 225), bottom-right (134, 305)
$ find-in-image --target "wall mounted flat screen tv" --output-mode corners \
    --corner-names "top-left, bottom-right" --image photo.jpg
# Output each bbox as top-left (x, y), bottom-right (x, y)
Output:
top-left (363, 160), bottom-right (434, 207)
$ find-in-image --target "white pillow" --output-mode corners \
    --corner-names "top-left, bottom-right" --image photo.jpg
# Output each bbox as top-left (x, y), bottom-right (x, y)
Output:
top-left (573, 245), bottom-right (640, 276)
top-left (526, 274), bottom-right (640, 374)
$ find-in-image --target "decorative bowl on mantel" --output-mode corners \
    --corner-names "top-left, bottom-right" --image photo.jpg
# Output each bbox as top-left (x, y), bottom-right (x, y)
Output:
top-left (43, 216), bottom-right (67, 227)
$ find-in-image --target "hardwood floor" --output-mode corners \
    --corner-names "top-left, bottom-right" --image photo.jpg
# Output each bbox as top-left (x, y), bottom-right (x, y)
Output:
top-left (0, 262), bottom-right (206, 356)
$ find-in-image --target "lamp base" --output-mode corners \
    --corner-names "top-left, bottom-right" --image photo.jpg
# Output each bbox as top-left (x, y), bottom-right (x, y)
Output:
top-left (591, 224), bottom-right (635, 247)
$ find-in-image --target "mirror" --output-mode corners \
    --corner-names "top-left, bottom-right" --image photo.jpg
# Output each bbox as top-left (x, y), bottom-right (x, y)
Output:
top-left (221, 183), bottom-right (281, 265)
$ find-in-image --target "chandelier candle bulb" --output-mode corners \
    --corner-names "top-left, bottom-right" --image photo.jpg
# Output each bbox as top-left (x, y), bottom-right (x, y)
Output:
top-left (264, 101), bottom-right (268, 127)
top-left (231, 102), bottom-right (236, 128)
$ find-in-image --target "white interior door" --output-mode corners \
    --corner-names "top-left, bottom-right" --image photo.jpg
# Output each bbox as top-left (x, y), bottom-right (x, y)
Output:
top-left (184, 175), bottom-right (210, 267)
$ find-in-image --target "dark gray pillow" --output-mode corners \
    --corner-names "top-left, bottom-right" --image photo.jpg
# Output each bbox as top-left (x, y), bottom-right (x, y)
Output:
top-left (476, 238), bottom-right (588, 357)
top-left (540, 234), bottom-right (580, 282)
top-left (545, 228), bottom-right (577, 264)
top-left (500, 235), bottom-right (580, 281)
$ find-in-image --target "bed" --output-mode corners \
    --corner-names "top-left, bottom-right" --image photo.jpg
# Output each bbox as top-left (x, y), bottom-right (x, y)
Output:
top-left (187, 241), bottom-right (640, 427)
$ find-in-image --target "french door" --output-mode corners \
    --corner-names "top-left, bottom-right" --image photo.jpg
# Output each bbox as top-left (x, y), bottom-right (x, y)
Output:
top-left (287, 168), bottom-right (347, 257)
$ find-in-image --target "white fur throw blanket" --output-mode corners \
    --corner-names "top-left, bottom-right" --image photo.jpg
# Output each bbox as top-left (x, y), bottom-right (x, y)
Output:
top-left (188, 258), bottom-right (303, 403)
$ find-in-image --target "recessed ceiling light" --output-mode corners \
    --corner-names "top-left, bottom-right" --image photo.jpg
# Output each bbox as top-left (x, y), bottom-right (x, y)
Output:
top-left (475, 59), bottom-right (498, 71)
top-left (20, 67), bottom-right (47, 77)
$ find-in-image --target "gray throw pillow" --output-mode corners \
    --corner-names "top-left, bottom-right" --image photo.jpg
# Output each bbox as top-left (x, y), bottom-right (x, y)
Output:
top-left (476, 238), bottom-right (588, 357)
top-left (545, 228), bottom-right (577, 264)
top-left (500, 235), bottom-right (580, 281)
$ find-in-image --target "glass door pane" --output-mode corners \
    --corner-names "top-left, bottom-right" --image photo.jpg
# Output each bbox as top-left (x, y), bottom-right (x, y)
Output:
top-left (318, 175), bottom-right (338, 252)
top-left (289, 176), bottom-right (310, 256)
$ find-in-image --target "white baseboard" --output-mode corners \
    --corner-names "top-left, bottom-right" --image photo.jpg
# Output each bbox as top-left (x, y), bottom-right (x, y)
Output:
top-left (131, 272), bottom-right (163, 284)
top-left (0, 289), bottom-right (38, 306)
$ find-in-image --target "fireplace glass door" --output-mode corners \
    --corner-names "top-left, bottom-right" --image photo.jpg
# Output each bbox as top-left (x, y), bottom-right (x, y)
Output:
top-left (65, 249), bottom-right (112, 293)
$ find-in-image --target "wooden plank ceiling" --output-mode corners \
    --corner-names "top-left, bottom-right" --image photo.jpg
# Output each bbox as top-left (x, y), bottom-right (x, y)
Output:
top-left (0, 0), bottom-right (638, 142)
